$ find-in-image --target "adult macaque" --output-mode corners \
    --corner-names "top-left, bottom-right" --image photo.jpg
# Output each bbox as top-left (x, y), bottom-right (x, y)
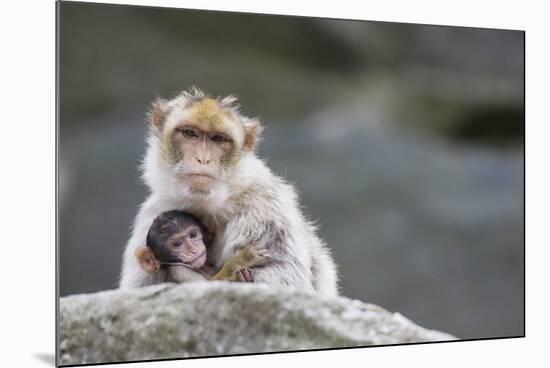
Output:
top-left (120, 87), bottom-right (338, 295)
top-left (135, 210), bottom-right (269, 282)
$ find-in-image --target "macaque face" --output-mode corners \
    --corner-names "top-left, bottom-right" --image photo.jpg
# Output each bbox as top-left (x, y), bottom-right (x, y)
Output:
top-left (171, 124), bottom-right (235, 190)
top-left (163, 99), bottom-right (245, 192)
top-left (149, 92), bottom-right (262, 195)
top-left (140, 210), bottom-right (211, 273)
top-left (165, 223), bottom-right (207, 269)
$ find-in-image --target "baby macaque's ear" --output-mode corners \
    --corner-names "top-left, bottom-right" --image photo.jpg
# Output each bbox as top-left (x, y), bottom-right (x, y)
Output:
top-left (147, 97), bottom-right (169, 130)
top-left (243, 118), bottom-right (264, 152)
top-left (134, 246), bottom-right (161, 273)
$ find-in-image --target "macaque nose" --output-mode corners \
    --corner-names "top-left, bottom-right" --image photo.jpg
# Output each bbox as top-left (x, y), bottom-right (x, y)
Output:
top-left (195, 156), bottom-right (211, 165)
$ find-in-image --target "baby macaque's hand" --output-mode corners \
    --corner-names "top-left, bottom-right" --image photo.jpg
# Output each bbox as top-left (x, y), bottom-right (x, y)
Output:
top-left (234, 267), bottom-right (254, 282)
top-left (210, 245), bottom-right (271, 282)
top-left (233, 245), bottom-right (271, 268)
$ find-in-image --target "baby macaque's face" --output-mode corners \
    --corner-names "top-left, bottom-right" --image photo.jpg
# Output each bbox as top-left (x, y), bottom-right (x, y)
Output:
top-left (165, 223), bottom-right (207, 269)
top-left (137, 210), bottom-right (210, 274)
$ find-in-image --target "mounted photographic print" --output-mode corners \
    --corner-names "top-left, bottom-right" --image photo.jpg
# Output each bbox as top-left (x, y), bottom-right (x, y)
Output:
top-left (56, 1), bottom-right (524, 366)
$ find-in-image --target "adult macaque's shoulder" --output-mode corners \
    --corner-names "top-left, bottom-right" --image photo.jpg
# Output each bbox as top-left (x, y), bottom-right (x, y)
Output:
top-left (231, 175), bottom-right (296, 209)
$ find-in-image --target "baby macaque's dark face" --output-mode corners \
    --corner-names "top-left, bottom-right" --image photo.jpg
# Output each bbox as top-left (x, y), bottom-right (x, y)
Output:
top-left (144, 210), bottom-right (210, 271)
top-left (165, 223), bottom-right (207, 269)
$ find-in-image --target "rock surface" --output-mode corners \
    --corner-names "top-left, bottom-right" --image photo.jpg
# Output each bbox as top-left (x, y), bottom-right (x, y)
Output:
top-left (59, 282), bottom-right (455, 365)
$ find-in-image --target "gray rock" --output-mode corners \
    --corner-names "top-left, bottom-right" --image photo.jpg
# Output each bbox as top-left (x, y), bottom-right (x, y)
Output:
top-left (59, 282), bottom-right (455, 365)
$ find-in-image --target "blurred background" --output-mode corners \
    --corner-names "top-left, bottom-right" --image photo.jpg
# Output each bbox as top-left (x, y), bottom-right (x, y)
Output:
top-left (58, 2), bottom-right (524, 339)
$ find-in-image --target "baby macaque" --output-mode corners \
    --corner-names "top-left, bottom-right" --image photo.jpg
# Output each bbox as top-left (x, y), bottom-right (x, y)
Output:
top-left (134, 210), bottom-right (269, 283)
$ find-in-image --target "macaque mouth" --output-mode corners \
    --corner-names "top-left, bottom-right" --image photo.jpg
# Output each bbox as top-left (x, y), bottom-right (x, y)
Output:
top-left (184, 173), bottom-right (217, 180)
top-left (185, 250), bottom-right (206, 265)
top-left (161, 250), bottom-right (206, 269)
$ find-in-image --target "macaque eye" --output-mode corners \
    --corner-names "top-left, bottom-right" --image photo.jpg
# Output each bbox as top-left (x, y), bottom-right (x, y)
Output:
top-left (211, 134), bottom-right (226, 143)
top-left (172, 240), bottom-right (183, 248)
top-left (183, 129), bottom-right (199, 138)
top-left (189, 230), bottom-right (198, 239)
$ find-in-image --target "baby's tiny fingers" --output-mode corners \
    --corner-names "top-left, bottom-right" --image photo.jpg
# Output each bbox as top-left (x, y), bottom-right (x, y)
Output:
top-left (238, 267), bottom-right (254, 282)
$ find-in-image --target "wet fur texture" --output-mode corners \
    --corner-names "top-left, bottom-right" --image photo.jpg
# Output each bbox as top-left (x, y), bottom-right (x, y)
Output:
top-left (119, 88), bottom-right (339, 296)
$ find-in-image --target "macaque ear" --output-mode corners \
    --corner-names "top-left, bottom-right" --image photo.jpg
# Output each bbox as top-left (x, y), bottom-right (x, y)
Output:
top-left (147, 97), bottom-right (169, 130)
top-left (243, 118), bottom-right (264, 151)
top-left (134, 246), bottom-right (161, 273)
